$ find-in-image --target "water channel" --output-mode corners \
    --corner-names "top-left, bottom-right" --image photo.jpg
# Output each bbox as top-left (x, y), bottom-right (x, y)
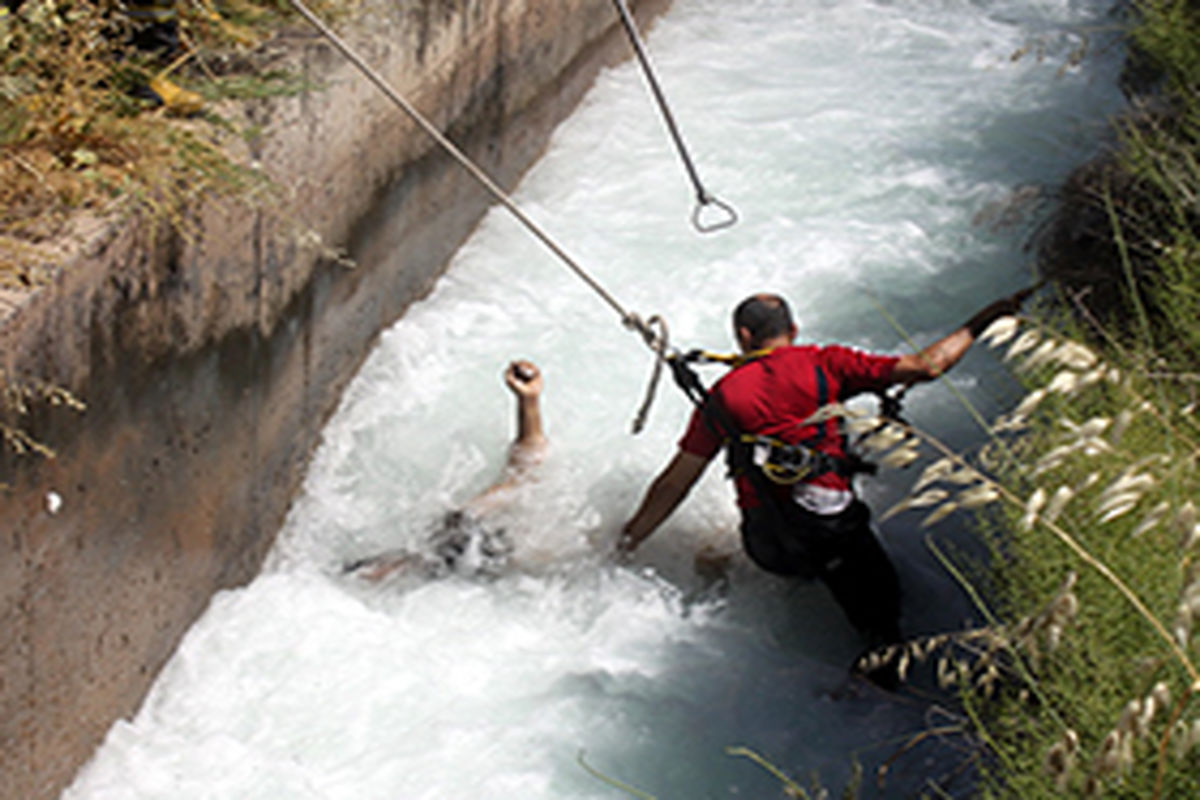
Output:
top-left (66, 0), bottom-right (1128, 797)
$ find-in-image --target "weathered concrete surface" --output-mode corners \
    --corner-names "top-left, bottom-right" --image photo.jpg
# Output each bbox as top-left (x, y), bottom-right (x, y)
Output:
top-left (0, 1), bottom-right (668, 797)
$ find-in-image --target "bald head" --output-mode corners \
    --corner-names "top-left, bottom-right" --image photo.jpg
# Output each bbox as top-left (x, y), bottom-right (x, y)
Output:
top-left (733, 293), bottom-right (796, 350)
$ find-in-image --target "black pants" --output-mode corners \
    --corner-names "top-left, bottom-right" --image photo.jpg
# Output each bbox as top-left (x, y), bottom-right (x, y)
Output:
top-left (741, 499), bottom-right (902, 646)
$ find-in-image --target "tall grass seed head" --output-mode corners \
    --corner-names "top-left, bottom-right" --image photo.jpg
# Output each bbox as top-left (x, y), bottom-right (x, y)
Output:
top-left (1151, 681), bottom-right (1171, 713)
top-left (1053, 342), bottom-right (1099, 370)
top-left (1117, 699), bottom-right (1143, 737)
top-left (1064, 416), bottom-right (1112, 440)
top-left (1131, 501), bottom-right (1170, 537)
top-left (957, 483), bottom-right (1001, 509)
top-left (1175, 501), bottom-right (1198, 551)
top-left (1172, 719), bottom-right (1191, 760)
top-left (879, 444), bottom-right (920, 469)
top-left (1173, 616), bottom-right (1191, 649)
top-left (979, 315), bottom-right (1019, 346)
top-left (880, 487), bottom-right (948, 521)
top-left (921, 501), bottom-right (958, 528)
top-left (1019, 340), bottom-right (1062, 373)
top-left (1047, 369), bottom-right (1081, 394)
top-left (1110, 408), bottom-right (1135, 444)
top-left (1014, 387), bottom-right (1048, 418)
top-left (1095, 729), bottom-right (1122, 776)
top-left (1021, 487), bottom-right (1047, 531)
top-left (1045, 485), bottom-right (1076, 524)
top-left (1005, 329), bottom-right (1041, 361)
top-left (858, 422), bottom-right (909, 451)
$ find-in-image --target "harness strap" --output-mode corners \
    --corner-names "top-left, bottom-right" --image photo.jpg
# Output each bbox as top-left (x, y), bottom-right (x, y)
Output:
top-left (799, 364), bottom-right (831, 450)
top-left (682, 348), bottom-right (775, 368)
top-left (669, 353), bottom-right (870, 492)
top-left (740, 433), bottom-right (848, 485)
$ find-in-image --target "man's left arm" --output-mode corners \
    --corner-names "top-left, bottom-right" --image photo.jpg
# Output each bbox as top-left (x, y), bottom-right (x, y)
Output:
top-left (891, 286), bottom-right (1034, 385)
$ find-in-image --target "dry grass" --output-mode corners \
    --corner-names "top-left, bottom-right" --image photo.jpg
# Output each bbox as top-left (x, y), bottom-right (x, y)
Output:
top-left (846, 11), bottom-right (1200, 793)
top-left (838, 305), bottom-right (1200, 798)
top-left (0, 0), bottom-right (348, 288)
top-left (0, 0), bottom-right (356, 465)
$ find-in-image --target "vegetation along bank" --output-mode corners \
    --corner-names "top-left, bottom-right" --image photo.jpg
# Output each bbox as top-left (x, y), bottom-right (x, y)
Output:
top-left (850, 1), bottom-right (1200, 796)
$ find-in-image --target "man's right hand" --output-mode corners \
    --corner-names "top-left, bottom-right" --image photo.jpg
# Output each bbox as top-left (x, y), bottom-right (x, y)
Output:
top-left (505, 360), bottom-right (543, 398)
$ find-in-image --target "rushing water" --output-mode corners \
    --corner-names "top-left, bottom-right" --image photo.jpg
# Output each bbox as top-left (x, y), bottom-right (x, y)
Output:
top-left (66, 1), bottom-right (1127, 797)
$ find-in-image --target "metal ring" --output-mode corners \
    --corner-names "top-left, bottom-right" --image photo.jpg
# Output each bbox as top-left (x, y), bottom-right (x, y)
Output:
top-left (691, 195), bottom-right (739, 234)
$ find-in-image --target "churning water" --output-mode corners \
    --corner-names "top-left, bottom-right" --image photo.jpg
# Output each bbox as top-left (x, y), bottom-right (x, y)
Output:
top-left (66, 0), bottom-right (1127, 797)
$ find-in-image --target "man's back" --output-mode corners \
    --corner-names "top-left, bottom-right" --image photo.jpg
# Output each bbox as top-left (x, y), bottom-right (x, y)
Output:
top-left (679, 345), bottom-right (898, 503)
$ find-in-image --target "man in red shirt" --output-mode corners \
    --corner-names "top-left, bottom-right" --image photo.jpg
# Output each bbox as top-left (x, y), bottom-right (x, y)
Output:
top-left (619, 291), bottom-right (1027, 682)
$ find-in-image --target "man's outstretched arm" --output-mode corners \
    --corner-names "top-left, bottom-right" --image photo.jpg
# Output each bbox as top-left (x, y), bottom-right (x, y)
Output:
top-left (618, 450), bottom-right (711, 555)
top-left (891, 286), bottom-right (1034, 384)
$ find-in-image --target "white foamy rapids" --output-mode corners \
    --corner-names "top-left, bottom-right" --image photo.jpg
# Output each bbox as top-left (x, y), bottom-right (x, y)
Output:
top-left (65, 0), bottom-right (1125, 797)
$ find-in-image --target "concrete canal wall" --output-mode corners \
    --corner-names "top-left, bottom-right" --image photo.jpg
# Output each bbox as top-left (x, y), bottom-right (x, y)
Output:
top-left (0, 1), bottom-right (668, 796)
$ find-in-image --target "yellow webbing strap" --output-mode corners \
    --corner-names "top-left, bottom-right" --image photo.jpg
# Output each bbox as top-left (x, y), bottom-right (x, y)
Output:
top-left (735, 433), bottom-right (815, 486)
top-left (692, 347), bottom-right (775, 368)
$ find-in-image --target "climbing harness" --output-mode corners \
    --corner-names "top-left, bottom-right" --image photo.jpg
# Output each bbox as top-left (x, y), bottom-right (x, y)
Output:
top-left (742, 432), bottom-right (859, 485)
top-left (289, 0), bottom-right (674, 430)
top-left (610, 0), bottom-right (738, 233)
top-left (665, 349), bottom-right (903, 490)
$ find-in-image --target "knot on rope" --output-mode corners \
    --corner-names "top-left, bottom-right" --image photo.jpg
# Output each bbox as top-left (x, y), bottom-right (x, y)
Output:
top-left (622, 312), bottom-right (666, 351)
top-left (629, 314), bottom-right (670, 434)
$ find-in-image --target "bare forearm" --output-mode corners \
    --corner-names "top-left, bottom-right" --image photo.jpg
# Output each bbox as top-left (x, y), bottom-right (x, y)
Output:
top-left (892, 286), bottom-right (1035, 385)
top-left (619, 451), bottom-right (709, 554)
top-left (621, 477), bottom-right (688, 551)
top-left (891, 326), bottom-right (970, 384)
top-left (921, 327), bottom-right (973, 379)
top-left (516, 398), bottom-right (545, 447)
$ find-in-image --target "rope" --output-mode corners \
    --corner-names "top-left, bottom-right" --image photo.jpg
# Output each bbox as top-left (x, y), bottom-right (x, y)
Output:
top-left (289, 1), bottom-right (640, 321)
top-left (631, 315), bottom-right (668, 433)
top-left (288, 0), bottom-right (671, 424)
top-left (610, 0), bottom-right (738, 234)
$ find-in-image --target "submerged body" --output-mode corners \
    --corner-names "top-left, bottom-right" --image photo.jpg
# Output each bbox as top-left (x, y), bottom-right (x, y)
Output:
top-left (344, 360), bottom-right (546, 582)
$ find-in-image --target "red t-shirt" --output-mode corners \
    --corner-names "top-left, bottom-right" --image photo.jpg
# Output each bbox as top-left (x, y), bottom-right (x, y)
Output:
top-left (678, 345), bottom-right (900, 508)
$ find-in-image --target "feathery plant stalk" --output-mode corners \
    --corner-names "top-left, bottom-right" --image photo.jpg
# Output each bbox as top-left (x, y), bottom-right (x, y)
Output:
top-left (0, 367), bottom-right (85, 482)
top-left (840, 307), bottom-right (1200, 797)
top-left (725, 747), bottom-right (813, 799)
top-left (577, 746), bottom-right (849, 800)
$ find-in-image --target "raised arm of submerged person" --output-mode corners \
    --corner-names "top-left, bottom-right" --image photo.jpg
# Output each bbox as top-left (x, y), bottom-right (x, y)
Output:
top-left (467, 360), bottom-right (549, 515)
top-left (617, 288), bottom-right (1031, 682)
top-left (347, 360), bottom-right (547, 582)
